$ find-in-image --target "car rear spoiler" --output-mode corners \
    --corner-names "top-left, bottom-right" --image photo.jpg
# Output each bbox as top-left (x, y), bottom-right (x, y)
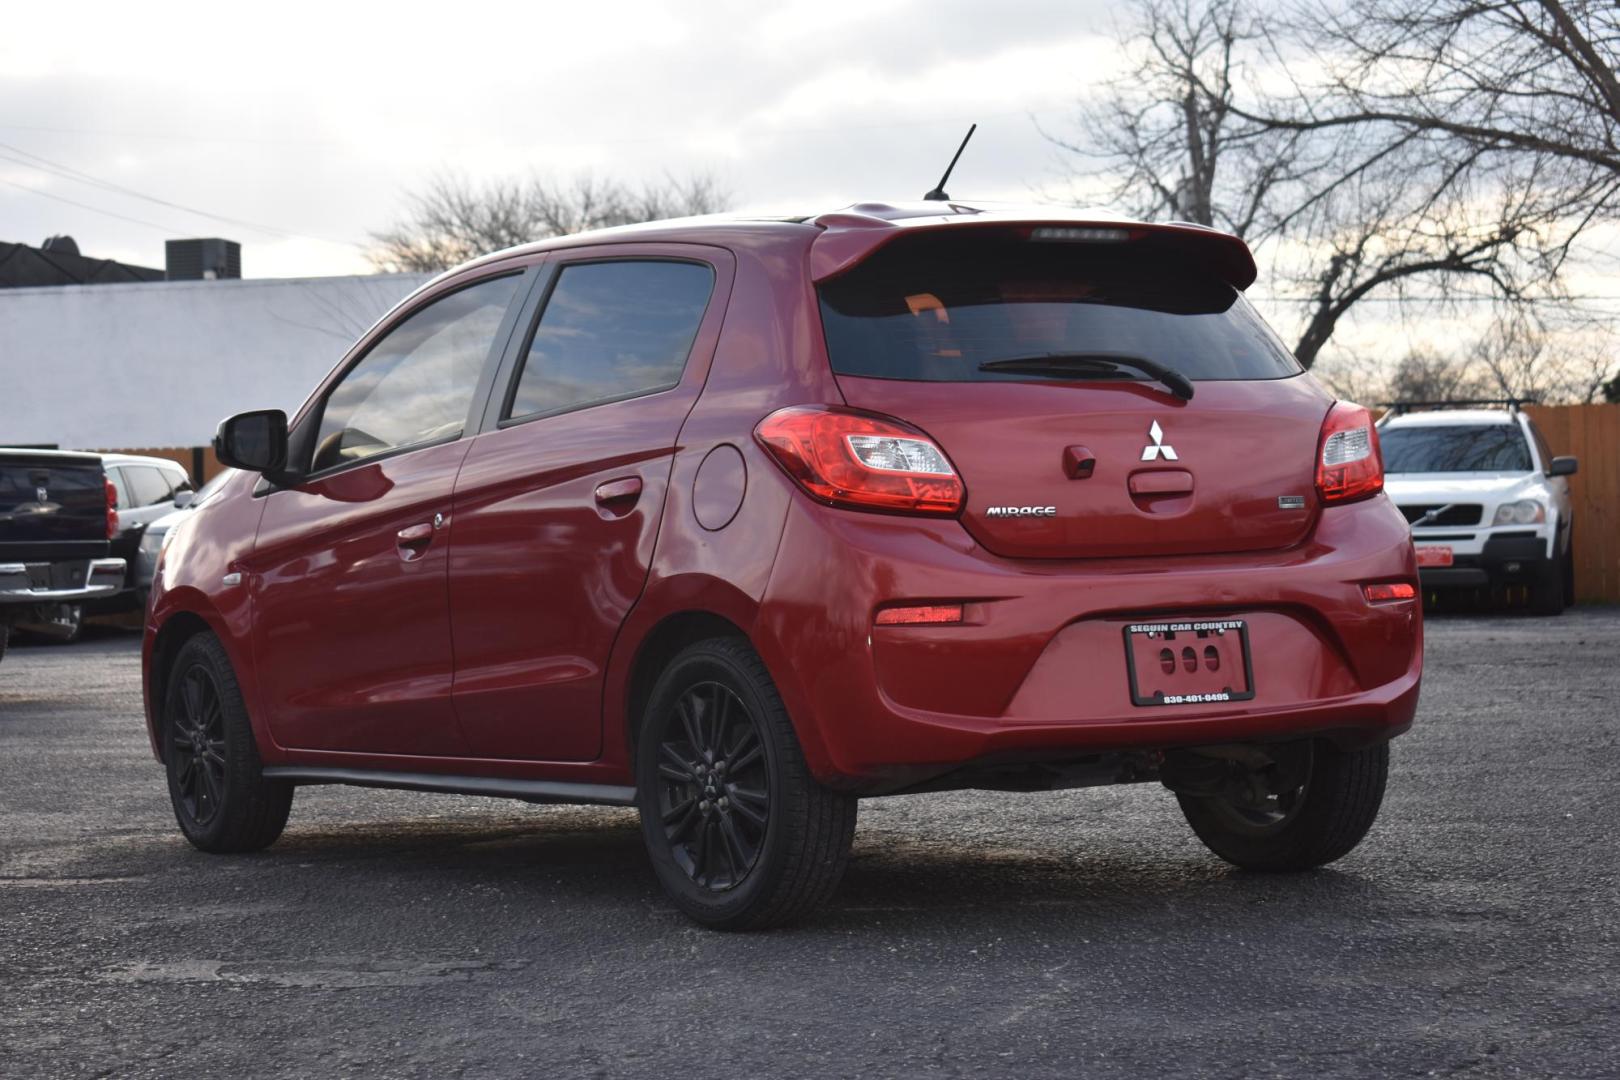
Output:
top-left (807, 209), bottom-right (1258, 290)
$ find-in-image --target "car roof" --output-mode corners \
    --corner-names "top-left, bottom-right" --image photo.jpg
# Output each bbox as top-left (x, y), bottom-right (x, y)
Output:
top-left (0, 447), bottom-right (103, 462)
top-left (1382, 409), bottom-right (1522, 428)
top-left (101, 453), bottom-right (189, 469)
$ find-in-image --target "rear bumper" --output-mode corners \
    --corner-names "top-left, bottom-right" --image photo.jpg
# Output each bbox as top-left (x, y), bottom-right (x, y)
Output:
top-left (755, 494), bottom-right (1422, 793)
top-left (0, 559), bottom-right (126, 605)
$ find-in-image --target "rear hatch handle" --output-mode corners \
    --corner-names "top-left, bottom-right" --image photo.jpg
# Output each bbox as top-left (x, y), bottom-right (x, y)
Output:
top-left (978, 353), bottom-right (1194, 401)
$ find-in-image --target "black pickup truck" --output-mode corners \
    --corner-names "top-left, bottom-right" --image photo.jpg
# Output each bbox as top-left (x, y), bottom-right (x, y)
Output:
top-left (0, 449), bottom-right (127, 664)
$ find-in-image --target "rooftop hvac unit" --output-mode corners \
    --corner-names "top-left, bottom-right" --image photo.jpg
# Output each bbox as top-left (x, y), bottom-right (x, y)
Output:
top-left (165, 238), bottom-right (241, 281)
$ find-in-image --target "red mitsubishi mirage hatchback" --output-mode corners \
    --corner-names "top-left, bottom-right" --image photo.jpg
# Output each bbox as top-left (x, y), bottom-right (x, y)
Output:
top-left (144, 202), bottom-right (1421, 929)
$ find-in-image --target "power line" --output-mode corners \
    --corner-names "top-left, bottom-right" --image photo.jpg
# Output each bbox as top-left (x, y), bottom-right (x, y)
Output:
top-left (0, 106), bottom-right (1073, 150)
top-left (0, 176), bottom-right (192, 234)
top-left (0, 141), bottom-right (363, 248)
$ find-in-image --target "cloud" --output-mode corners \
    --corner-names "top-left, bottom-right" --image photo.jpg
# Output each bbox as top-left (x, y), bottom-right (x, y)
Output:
top-left (0, 0), bottom-right (1113, 275)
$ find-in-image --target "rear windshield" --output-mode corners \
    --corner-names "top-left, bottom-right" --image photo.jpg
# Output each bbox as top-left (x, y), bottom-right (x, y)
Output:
top-left (817, 234), bottom-right (1301, 383)
top-left (1380, 424), bottom-right (1533, 473)
top-left (0, 463), bottom-right (102, 514)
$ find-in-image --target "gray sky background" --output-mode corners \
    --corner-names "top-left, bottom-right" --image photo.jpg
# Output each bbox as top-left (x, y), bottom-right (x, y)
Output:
top-left (1, 0), bottom-right (1115, 278)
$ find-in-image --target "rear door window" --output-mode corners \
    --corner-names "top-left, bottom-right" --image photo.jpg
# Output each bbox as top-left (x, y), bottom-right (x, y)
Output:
top-left (1380, 425), bottom-right (1534, 473)
top-left (818, 234), bottom-right (1301, 383)
top-left (504, 260), bottom-right (714, 421)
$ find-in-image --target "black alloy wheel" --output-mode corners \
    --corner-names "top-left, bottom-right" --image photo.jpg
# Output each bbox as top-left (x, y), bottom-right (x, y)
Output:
top-left (170, 662), bottom-right (229, 828)
top-left (1199, 743), bottom-right (1313, 836)
top-left (1178, 739), bottom-right (1389, 870)
top-left (635, 637), bottom-right (856, 930)
top-left (656, 681), bottom-right (771, 891)
top-left (162, 632), bottom-right (293, 853)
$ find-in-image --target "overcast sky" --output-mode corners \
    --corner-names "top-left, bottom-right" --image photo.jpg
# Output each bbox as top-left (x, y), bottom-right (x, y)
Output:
top-left (1, 0), bottom-right (1118, 279)
top-left (7, 0), bottom-right (1615, 384)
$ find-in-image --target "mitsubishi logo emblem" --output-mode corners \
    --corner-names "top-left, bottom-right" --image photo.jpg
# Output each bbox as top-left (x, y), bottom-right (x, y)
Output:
top-left (1141, 420), bottom-right (1178, 461)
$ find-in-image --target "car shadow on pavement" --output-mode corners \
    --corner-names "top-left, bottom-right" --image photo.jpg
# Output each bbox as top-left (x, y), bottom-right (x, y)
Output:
top-left (226, 798), bottom-right (1393, 937)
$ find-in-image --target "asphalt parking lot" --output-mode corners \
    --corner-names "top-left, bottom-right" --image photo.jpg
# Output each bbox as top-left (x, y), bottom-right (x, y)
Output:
top-left (2, 612), bottom-right (1617, 1079)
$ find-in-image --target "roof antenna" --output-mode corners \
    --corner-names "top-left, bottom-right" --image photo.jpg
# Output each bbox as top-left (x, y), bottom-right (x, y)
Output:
top-left (922, 123), bottom-right (977, 202)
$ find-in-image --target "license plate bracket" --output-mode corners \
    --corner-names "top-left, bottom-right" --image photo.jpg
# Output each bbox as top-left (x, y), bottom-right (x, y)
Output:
top-left (1123, 618), bottom-right (1255, 707)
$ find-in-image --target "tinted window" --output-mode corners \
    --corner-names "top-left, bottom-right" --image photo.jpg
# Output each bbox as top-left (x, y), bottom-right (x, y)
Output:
top-left (127, 466), bottom-right (174, 507)
top-left (314, 275), bottom-right (519, 472)
top-left (1381, 425), bottom-right (1534, 473)
top-left (819, 235), bottom-right (1301, 383)
top-left (506, 261), bottom-right (713, 420)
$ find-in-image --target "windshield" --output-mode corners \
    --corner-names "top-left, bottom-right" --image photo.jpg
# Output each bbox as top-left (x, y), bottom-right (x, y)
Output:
top-left (818, 234), bottom-right (1302, 383)
top-left (1380, 424), bottom-right (1533, 473)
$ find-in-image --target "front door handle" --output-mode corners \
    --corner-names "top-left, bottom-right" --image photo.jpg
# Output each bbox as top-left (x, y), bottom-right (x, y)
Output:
top-left (594, 477), bottom-right (643, 507)
top-left (396, 522), bottom-right (435, 561)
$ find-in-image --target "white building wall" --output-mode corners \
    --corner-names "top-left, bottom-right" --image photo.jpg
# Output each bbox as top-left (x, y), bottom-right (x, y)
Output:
top-left (0, 273), bottom-right (433, 449)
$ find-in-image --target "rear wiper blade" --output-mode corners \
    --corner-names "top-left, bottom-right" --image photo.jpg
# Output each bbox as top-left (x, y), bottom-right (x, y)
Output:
top-left (978, 352), bottom-right (1195, 401)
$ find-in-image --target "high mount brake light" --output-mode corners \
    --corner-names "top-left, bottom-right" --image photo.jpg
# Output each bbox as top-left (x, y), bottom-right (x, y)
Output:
top-left (1316, 402), bottom-right (1383, 504)
top-left (104, 478), bottom-right (119, 540)
top-left (755, 405), bottom-right (965, 515)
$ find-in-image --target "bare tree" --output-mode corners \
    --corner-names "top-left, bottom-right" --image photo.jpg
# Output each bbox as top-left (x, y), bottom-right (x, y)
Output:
top-left (1387, 348), bottom-right (1494, 404)
top-left (1047, 0), bottom-right (1311, 241)
top-left (368, 172), bottom-right (730, 273)
top-left (1316, 309), bottom-right (1617, 405)
top-left (1055, 0), bottom-right (1587, 369)
top-left (1248, 0), bottom-right (1620, 242)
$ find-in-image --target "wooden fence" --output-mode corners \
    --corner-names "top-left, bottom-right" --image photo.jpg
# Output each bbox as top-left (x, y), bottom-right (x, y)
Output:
top-left (1524, 404), bottom-right (1620, 604)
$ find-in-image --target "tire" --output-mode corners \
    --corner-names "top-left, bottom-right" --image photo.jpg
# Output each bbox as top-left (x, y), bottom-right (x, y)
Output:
top-left (1178, 740), bottom-right (1389, 871)
top-left (635, 637), bottom-right (857, 930)
top-left (1562, 537), bottom-right (1576, 607)
top-left (163, 632), bottom-right (293, 853)
top-left (15, 603), bottom-right (83, 644)
top-left (1529, 554), bottom-right (1567, 616)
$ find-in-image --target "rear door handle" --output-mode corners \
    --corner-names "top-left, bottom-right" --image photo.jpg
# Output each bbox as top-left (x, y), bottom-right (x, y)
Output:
top-left (594, 477), bottom-right (643, 506)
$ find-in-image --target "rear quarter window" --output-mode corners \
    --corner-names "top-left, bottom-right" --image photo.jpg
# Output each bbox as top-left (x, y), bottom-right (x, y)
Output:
top-left (818, 234), bottom-right (1301, 383)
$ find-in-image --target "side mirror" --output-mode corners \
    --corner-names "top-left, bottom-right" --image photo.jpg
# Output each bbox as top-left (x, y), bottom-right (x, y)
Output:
top-left (1548, 456), bottom-right (1578, 477)
top-left (214, 409), bottom-right (294, 483)
top-left (171, 490), bottom-right (195, 510)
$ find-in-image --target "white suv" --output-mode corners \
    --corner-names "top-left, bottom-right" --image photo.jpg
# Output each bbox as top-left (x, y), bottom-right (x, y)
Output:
top-left (1378, 402), bottom-right (1577, 614)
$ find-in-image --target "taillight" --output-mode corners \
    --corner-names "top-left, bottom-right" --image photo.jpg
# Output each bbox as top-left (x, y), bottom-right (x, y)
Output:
top-left (104, 478), bottom-right (119, 540)
top-left (1316, 402), bottom-right (1383, 504)
top-left (755, 405), bottom-right (965, 515)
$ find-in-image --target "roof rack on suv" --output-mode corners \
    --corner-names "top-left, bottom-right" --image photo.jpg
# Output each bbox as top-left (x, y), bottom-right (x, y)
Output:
top-left (1380, 397), bottom-right (1538, 418)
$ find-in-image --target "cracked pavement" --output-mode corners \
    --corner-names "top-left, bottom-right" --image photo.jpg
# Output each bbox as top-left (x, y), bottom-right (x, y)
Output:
top-left (2, 610), bottom-right (1617, 1078)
